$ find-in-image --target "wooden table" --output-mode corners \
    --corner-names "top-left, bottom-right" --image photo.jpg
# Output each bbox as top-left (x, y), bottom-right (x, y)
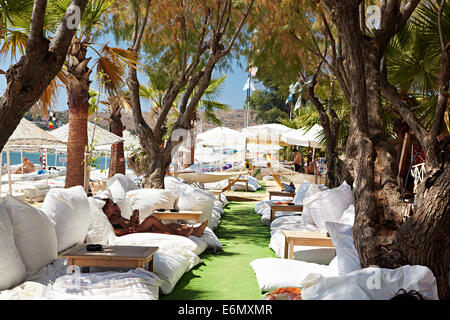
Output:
top-left (282, 230), bottom-right (334, 259)
top-left (153, 210), bottom-right (203, 223)
top-left (269, 203), bottom-right (303, 224)
top-left (268, 191), bottom-right (296, 200)
top-left (62, 245), bottom-right (158, 272)
top-left (228, 178), bottom-right (249, 191)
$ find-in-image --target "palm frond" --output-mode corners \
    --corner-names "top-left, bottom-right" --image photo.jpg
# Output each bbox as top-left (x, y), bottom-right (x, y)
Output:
top-left (0, 29), bottom-right (27, 61)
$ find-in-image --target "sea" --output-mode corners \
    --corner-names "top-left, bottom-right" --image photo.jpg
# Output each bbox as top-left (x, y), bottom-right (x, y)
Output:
top-left (1, 151), bottom-right (111, 170)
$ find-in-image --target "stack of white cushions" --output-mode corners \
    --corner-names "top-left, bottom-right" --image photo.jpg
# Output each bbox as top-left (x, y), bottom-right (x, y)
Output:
top-left (41, 185), bottom-right (91, 253)
top-left (1, 195), bottom-right (58, 281)
top-left (98, 173), bottom-right (138, 219)
top-left (164, 176), bottom-right (216, 229)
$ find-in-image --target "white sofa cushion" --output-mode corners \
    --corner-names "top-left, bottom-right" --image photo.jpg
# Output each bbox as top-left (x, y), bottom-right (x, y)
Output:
top-left (41, 185), bottom-right (90, 253)
top-left (110, 232), bottom-right (207, 256)
top-left (293, 181), bottom-right (312, 205)
top-left (325, 221), bottom-right (360, 275)
top-left (305, 181), bottom-right (353, 231)
top-left (126, 188), bottom-right (177, 222)
top-left (3, 195), bottom-right (58, 276)
top-left (0, 203), bottom-right (26, 290)
top-left (108, 180), bottom-right (133, 219)
top-left (85, 197), bottom-right (116, 245)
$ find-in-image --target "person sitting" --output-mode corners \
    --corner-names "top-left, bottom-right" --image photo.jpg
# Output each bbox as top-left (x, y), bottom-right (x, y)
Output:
top-left (13, 157), bottom-right (36, 174)
top-left (305, 160), bottom-right (315, 174)
top-left (101, 198), bottom-right (208, 238)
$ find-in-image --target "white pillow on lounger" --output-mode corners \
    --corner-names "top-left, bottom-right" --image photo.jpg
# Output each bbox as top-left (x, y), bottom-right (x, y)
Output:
top-left (126, 188), bottom-right (177, 222)
top-left (0, 203), bottom-right (26, 290)
top-left (3, 195), bottom-right (58, 276)
top-left (85, 197), bottom-right (116, 245)
top-left (41, 185), bottom-right (91, 253)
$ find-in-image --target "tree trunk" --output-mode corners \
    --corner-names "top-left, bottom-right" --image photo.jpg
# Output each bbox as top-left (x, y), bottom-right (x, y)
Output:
top-left (0, 0), bottom-right (89, 152)
top-left (65, 86), bottom-right (89, 188)
top-left (322, 0), bottom-right (450, 299)
top-left (108, 113), bottom-right (126, 178)
top-left (64, 39), bottom-right (91, 188)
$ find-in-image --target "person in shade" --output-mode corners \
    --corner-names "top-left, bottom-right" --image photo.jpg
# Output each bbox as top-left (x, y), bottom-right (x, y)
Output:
top-left (289, 149), bottom-right (303, 172)
top-left (101, 198), bottom-right (208, 238)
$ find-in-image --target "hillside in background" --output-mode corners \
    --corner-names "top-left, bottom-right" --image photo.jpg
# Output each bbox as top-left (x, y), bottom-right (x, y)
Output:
top-left (35, 109), bottom-right (261, 133)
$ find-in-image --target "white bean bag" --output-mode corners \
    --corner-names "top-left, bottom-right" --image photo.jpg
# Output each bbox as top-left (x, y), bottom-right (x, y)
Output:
top-left (232, 175), bottom-right (260, 191)
top-left (0, 203), bottom-right (26, 290)
top-left (301, 265), bottom-right (439, 300)
top-left (2, 195), bottom-right (58, 276)
top-left (107, 180), bottom-right (133, 219)
top-left (301, 184), bottom-right (329, 225)
top-left (250, 257), bottom-right (338, 292)
top-left (41, 186), bottom-right (90, 253)
top-left (126, 188), bottom-right (177, 222)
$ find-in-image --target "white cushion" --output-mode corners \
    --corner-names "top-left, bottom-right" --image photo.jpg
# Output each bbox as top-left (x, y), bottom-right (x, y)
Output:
top-left (325, 221), bottom-right (360, 275)
top-left (293, 181), bottom-right (312, 205)
top-left (85, 197), bottom-right (116, 245)
top-left (250, 258), bottom-right (338, 292)
top-left (108, 180), bottom-right (133, 219)
top-left (301, 265), bottom-right (439, 300)
top-left (305, 181), bottom-right (354, 231)
top-left (110, 232), bottom-right (207, 256)
top-left (339, 204), bottom-right (355, 226)
top-left (3, 195), bottom-right (58, 275)
top-left (190, 226), bottom-right (222, 250)
top-left (0, 203), bottom-right (26, 290)
top-left (154, 251), bottom-right (190, 295)
top-left (301, 184), bottom-right (327, 225)
top-left (41, 186), bottom-right (90, 253)
top-left (126, 188), bottom-right (177, 222)
top-left (165, 177), bottom-right (216, 227)
top-left (106, 173), bottom-right (138, 193)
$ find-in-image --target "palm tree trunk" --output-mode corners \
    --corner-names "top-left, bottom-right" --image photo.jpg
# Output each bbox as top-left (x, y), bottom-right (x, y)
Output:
top-left (108, 113), bottom-right (126, 178)
top-left (65, 86), bottom-right (89, 188)
top-left (64, 39), bottom-right (91, 188)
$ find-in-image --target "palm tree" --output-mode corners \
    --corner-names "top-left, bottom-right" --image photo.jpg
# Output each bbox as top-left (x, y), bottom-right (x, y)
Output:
top-left (100, 92), bottom-right (132, 178)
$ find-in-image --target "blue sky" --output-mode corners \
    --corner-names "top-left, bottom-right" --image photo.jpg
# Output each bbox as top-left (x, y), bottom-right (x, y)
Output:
top-left (0, 31), bottom-right (253, 113)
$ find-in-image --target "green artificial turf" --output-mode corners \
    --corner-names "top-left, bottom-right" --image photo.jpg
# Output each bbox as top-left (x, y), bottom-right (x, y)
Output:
top-left (160, 201), bottom-right (276, 300)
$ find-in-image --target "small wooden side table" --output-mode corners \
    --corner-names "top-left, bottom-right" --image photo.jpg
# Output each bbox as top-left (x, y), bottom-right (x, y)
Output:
top-left (153, 210), bottom-right (203, 223)
top-left (62, 245), bottom-right (158, 273)
top-left (282, 230), bottom-right (334, 259)
top-left (268, 191), bottom-right (296, 200)
top-left (269, 204), bottom-right (303, 224)
top-left (228, 178), bottom-right (249, 191)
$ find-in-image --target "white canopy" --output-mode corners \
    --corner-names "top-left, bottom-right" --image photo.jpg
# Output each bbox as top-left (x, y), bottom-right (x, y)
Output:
top-left (8, 118), bottom-right (66, 148)
top-left (241, 123), bottom-right (295, 145)
top-left (51, 122), bottom-right (124, 148)
top-left (281, 124), bottom-right (323, 148)
top-left (197, 127), bottom-right (246, 147)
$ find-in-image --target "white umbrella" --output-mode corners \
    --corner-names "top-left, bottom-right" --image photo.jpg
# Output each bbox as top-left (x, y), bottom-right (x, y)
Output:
top-left (242, 123), bottom-right (295, 145)
top-left (2, 118), bottom-right (67, 195)
top-left (95, 130), bottom-right (141, 152)
top-left (197, 127), bottom-right (246, 147)
top-left (280, 124), bottom-right (323, 148)
top-left (51, 121), bottom-right (124, 147)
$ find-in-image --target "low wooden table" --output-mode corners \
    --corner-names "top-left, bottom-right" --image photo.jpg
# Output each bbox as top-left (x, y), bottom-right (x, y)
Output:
top-left (282, 230), bottom-right (334, 259)
top-left (228, 178), bottom-right (249, 191)
top-left (269, 203), bottom-right (303, 224)
top-left (153, 210), bottom-right (203, 223)
top-left (268, 191), bottom-right (296, 200)
top-left (62, 245), bottom-right (158, 272)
